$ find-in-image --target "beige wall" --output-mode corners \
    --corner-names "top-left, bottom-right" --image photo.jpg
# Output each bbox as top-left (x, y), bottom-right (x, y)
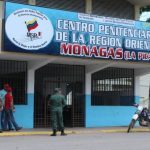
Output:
top-left (0, 18), bottom-right (2, 52)
top-left (85, 0), bottom-right (92, 14)
top-left (28, 0), bottom-right (36, 5)
top-left (139, 74), bottom-right (150, 108)
top-left (0, 1), bottom-right (4, 18)
top-left (134, 5), bottom-right (140, 20)
top-left (0, 1), bottom-right (3, 52)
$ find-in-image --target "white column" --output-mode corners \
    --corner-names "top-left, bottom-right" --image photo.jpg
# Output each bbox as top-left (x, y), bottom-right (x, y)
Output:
top-left (134, 75), bottom-right (140, 98)
top-left (139, 74), bottom-right (150, 107)
top-left (85, 0), bottom-right (92, 14)
top-left (134, 69), bottom-right (150, 107)
top-left (85, 73), bottom-right (91, 95)
top-left (27, 69), bottom-right (35, 93)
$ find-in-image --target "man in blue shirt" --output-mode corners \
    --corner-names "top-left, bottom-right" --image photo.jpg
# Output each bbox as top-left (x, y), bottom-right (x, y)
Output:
top-left (0, 84), bottom-right (8, 102)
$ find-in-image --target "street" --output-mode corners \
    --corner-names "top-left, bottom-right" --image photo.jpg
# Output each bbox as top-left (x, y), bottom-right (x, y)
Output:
top-left (0, 131), bottom-right (150, 150)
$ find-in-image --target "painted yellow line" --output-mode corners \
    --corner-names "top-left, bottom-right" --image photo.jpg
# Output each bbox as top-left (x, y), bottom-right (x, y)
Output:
top-left (0, 131), bottom-right (74, 136)
top-left (101, 128), bottom-right (150, 133)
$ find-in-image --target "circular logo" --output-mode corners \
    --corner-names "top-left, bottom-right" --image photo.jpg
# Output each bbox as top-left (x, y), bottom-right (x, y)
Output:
top-left (5, 8), bottom-right (54, 50)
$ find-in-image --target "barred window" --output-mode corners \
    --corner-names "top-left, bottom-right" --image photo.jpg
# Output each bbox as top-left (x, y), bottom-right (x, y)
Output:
top-left (91, 67), bottom-right (134, 106)
top-left (0, 60), bottom-right (27, 104)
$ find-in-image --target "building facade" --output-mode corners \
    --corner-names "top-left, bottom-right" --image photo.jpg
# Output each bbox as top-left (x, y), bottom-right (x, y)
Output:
top-left (0, 0), bottom-right (150, 128)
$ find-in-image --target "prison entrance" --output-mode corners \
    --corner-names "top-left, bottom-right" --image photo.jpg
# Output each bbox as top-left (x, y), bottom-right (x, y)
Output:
top-left (34, 64), bottom-right (85, 128)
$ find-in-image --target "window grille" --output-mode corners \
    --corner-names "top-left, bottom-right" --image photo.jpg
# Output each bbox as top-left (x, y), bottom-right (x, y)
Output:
top-left (34, 64), bottom-right (85, 128)
top-left (0, 60), bottom-right (27, 104)
top-left (91, 67), bottom-right (134, 106)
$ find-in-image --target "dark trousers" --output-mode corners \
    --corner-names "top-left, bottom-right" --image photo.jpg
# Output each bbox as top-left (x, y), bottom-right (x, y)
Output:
top-left (51, 110), bottom-right (64, 131)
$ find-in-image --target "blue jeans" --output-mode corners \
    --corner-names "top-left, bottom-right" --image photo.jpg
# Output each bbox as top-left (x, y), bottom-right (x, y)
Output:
top-left (1, 109), bottom-right (13, 130)
top-left (0, 111), bottom-right (2, 130)
top-left (4, 109), bottom-right (19, 130)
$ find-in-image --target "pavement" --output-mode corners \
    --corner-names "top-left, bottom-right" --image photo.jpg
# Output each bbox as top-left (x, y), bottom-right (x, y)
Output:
top-left (0, 126), bottom-right (150, 136)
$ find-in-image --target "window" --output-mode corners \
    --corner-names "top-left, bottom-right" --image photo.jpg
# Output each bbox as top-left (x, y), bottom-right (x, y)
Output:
top-left (0, 60), bottom-right (27, 104)
top-left (91, 67), bottom-right (134, 106)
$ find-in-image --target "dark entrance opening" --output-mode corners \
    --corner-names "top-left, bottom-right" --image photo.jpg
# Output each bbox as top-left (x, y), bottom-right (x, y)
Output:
top-left (34, 64), bottom-right (85, 128)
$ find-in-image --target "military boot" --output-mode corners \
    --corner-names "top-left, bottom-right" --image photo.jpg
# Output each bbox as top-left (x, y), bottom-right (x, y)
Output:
top-left (51, 129), bottom-right (57, 136)
top-left (61, 129), bottom-right (67, 136)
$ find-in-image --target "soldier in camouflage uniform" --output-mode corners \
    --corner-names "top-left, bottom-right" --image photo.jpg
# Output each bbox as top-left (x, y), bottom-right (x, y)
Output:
top-left (50, 88), bottom-right (67, 136)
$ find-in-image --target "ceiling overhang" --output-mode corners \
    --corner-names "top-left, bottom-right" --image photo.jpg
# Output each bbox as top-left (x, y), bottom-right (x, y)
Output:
top-left (0, 51), bottom-right (149, 70)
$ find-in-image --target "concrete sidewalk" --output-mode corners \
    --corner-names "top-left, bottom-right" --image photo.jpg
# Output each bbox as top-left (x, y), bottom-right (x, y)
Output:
top-left (0, 127), bottom-right (150, 136)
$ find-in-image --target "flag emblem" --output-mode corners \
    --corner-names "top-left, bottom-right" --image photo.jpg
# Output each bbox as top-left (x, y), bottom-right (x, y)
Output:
top-left (25, 18), bottom-right (38, 31)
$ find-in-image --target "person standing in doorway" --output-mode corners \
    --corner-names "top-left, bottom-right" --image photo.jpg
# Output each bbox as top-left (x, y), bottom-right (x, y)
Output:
top-left (50, 88), bottom-right (67, 136)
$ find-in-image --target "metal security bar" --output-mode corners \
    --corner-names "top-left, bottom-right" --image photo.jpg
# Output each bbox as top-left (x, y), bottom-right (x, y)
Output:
top-left (34, 64), bottom-right (85, 128)
top-left (92, 67), bottom-right (134, 106)
top-left (0, 60), bottom-right (27, 104)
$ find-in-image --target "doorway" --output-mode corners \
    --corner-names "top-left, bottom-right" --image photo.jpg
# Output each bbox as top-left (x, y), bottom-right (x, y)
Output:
top-left (34, 64), bottom-right (85, 128)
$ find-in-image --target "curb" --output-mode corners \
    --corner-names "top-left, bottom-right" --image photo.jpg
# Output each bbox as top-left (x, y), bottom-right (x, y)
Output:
top-left (0, 131), bottom-right (75, 137)
top-left (101, 128), bottom-right (150, 133)
top-left (0, 128), bottom-right (150, 136)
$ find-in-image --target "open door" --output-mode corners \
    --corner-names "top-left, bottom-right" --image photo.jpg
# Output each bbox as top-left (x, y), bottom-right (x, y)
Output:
top-left (34, 64), bottom-right (85, 128)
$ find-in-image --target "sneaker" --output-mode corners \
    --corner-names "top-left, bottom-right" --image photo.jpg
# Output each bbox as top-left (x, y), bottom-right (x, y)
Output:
top-left (16, 127), bottom-right (22, 131)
